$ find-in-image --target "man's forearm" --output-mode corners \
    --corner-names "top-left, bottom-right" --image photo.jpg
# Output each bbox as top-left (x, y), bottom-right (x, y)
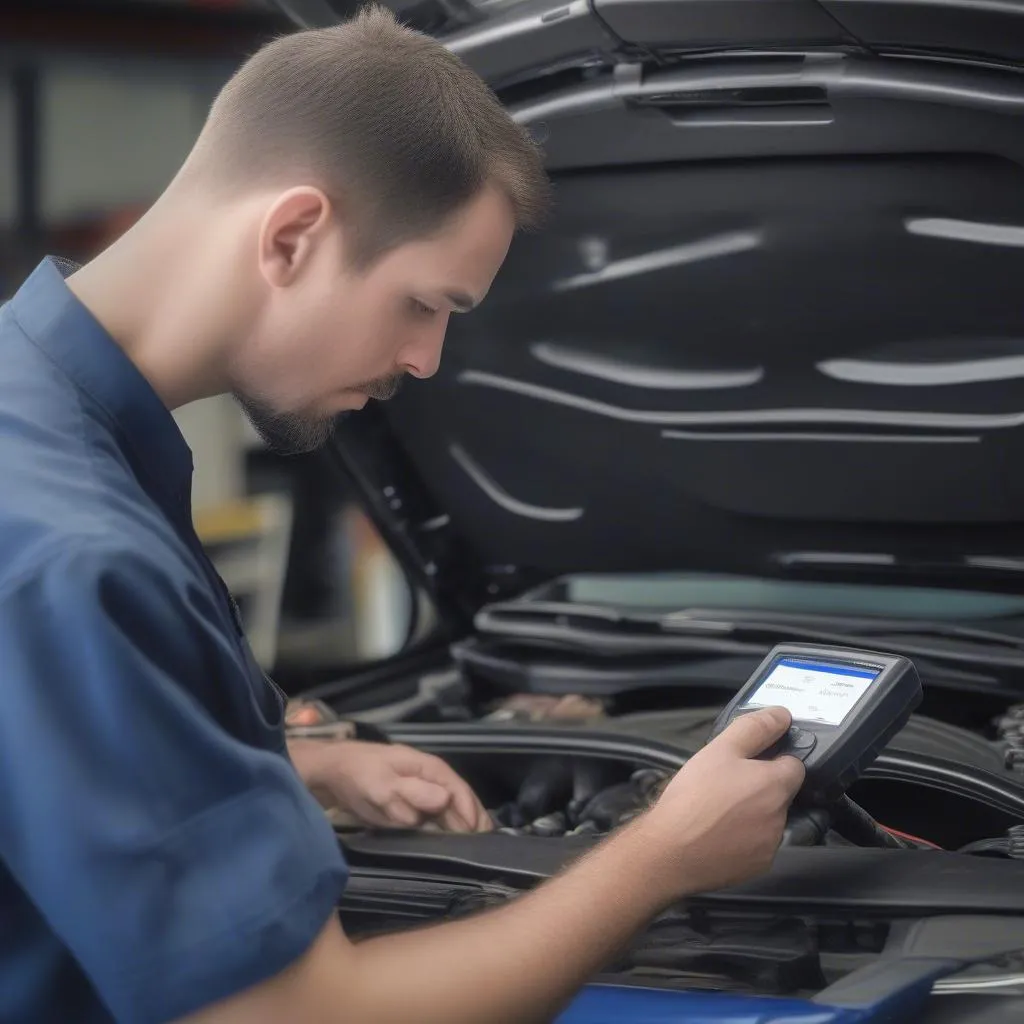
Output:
top-left (343, 815), bottom-right (674, 1023)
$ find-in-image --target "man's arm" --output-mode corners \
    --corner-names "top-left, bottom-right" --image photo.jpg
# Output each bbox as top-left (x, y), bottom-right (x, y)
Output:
top-left (0, 543), bottom-right (348, 1024)
top-left (180, 708), bottom-right (805, 1024)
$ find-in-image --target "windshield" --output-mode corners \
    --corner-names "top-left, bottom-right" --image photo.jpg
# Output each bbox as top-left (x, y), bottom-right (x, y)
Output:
top-left (542, 573), bottom-right (1024, 621)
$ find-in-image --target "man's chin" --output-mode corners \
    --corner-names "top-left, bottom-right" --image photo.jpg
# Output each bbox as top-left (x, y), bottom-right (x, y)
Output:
top-left (234, 394), bottom-right (335, 456)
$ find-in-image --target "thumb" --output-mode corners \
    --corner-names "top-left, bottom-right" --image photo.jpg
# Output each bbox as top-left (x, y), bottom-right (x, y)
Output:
top-left (719, 706), bottom-right (792, 758)
top-left (395, 777), bottom-right (452, 816)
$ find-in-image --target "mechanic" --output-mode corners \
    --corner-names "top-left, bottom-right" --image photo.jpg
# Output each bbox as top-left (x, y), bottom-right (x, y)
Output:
top-left (0, 7), bottom-right (805, 1023)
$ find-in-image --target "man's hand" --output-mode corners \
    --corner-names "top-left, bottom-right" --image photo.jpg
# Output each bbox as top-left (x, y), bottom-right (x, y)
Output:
top-left (287, 738), bottom-right (492, 832)
top-left (638, 705), bottom-right (806, 900)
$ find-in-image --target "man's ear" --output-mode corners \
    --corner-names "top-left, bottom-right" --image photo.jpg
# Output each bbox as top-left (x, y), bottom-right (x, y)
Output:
top-left (257, 187), bottom-right (332, 288)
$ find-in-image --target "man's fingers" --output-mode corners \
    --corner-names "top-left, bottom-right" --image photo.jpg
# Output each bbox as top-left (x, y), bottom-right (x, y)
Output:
top-left (719, 706), bottom-right (792, 759)
top-left (448, 782), bottom-right (489, 833)
top-left (395, 777), bottom-right (451, 816)
top-left (772, 753), bottom-right (807, 796)
top-left (384, 796), bottom-right (424, 829)
top-left (406, 751), bottom-right (490, 832)
top-left (400, 776), bottom-right (487, 833)
top-left (437, 804), bottom-right (473, 833)
top-left (349, 797), bottom-right (395, 830)
top-left (287, 705), bottom-right (322, 726)
top-left (456, 791), bottom-right (493, 833)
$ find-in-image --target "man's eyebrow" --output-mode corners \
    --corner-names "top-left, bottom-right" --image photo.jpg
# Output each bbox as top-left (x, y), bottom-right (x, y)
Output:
top-left (445, 291), bottom-right (477, 313)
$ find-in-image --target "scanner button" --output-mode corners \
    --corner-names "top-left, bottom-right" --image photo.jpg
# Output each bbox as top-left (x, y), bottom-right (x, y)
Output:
top-left (786, 727), bottom-right (817, 758)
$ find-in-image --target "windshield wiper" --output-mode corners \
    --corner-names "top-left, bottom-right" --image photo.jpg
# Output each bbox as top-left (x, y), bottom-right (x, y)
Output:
top-left (475, 600), bottom-right (1024, 675)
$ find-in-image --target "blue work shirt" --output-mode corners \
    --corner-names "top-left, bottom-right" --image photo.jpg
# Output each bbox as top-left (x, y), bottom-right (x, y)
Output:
top-left (0, 259), bottom-right (349, 1023)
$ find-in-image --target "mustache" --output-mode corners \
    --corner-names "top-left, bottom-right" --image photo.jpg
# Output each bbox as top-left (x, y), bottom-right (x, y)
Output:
top-left (355, 374), bottom-right (405, 401)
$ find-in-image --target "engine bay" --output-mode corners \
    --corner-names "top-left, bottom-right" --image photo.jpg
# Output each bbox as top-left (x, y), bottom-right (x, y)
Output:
top-left (282, 605), bottom-right (1024, 1007)
top-left (299, 654), bottom-right (1024, 858)
top-left (288, 632), bottom-right (1024, 1005)
top-left (381, 722), bottom-right (1024, 855)
top-left (326, 729), bottom-right (1024, 1006)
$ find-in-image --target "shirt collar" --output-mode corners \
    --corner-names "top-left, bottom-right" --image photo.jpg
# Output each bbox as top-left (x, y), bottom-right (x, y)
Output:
top-left (8, 257), bottom-right (194, 514)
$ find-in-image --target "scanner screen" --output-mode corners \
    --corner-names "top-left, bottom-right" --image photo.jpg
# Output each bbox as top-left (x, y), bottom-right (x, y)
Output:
top-left (742, 658), bottom-right (880, 726)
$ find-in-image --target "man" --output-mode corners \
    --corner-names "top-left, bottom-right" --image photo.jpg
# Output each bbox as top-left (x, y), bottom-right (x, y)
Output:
top-left (0, 6), bottom-right (804, 1022)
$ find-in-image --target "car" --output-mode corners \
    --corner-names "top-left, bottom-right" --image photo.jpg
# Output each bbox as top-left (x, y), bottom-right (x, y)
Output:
top-left (270, 0), bottom-right (1024, 1019)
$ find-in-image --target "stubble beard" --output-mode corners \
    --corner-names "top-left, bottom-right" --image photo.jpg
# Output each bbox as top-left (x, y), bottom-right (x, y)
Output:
top-left (234, 374), bottom-right (404, 456)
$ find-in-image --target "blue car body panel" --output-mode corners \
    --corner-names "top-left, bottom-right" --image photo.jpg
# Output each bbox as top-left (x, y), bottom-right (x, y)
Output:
top-left (557, 985), bottom-right (887, 1024)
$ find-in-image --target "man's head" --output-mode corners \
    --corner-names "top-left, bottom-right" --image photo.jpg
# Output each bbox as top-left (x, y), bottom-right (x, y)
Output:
top-left (186, 4), bottom-right (549, 453)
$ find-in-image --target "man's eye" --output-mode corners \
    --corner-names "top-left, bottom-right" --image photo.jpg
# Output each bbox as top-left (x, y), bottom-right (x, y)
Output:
top-left (411, 299), bottom-right (437, 317)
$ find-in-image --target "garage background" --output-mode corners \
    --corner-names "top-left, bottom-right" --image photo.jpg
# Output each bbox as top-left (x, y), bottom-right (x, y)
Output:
top-left (0, 0), bottom-right (413, 684)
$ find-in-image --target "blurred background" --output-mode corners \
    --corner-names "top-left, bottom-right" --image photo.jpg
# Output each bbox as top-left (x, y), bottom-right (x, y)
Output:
top-left (0, 0), bottom-right (415, 689)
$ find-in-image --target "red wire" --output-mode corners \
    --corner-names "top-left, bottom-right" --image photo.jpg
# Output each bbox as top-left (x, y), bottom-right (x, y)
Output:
top-left (880, 824), bottom-right (943, 850)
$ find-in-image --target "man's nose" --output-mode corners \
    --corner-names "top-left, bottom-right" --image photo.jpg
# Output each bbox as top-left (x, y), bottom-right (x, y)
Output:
top-left (399, 319), bottom-right (448, 380)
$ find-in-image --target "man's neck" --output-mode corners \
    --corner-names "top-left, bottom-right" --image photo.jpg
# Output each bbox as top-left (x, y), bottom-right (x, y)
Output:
top-left (65, 192), bottom-right (242, 412)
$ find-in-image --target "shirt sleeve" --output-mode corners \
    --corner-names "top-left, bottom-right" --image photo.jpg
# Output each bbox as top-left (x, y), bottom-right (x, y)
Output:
top-left (0, 541), bottom-right (349, 1024)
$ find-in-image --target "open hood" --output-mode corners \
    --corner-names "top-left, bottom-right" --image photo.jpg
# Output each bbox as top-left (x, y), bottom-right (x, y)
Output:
top-left (274, 0), bottom-right (1024, 80)
top-left (274, 0), bottom-right (1024, 629)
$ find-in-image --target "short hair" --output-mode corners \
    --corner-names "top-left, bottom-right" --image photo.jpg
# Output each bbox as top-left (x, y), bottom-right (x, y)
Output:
top-left (191, 4), bottom-right (550, 266)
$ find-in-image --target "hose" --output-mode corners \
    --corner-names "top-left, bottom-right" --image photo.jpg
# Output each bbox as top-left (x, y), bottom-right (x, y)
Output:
top-left (831, 795), bottom-right (912, 850)
top-left (880, 825), bottom-right (942, 850)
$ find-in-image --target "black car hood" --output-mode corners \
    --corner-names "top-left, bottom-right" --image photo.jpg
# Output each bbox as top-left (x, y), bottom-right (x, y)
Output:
top-left (274, 0), bottom-right (1024, 630)
top-left (274, 0), bottom-right (1024, 80)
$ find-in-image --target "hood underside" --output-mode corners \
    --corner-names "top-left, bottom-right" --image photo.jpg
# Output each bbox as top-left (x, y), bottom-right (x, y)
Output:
top-left (275, 0), bottom-right (1024, 621)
